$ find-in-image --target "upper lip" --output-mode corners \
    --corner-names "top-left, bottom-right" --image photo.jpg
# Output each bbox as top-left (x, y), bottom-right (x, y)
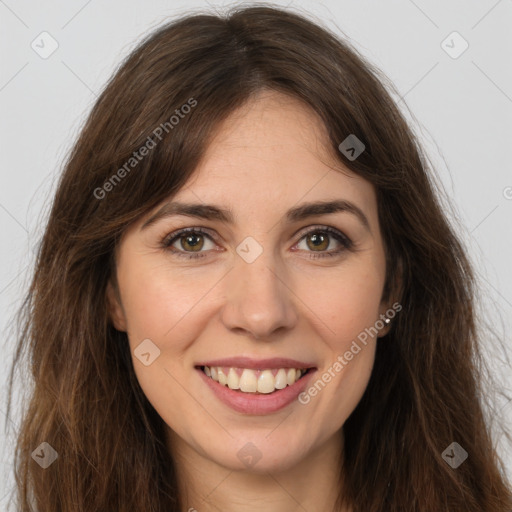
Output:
top-left (195, 357), bottom-right (317, 370)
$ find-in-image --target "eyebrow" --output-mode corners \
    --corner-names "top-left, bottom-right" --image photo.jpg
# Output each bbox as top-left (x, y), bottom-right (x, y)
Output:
top-left (140, 199), bottom-right (371, 232)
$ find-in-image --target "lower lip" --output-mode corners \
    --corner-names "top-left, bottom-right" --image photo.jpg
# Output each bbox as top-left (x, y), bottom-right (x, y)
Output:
top-left (196, 367), bottom-right (316, 415)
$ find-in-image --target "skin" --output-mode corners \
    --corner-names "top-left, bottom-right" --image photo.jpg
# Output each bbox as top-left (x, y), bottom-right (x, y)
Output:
top-left (107, 90), bottom-right (395, 512)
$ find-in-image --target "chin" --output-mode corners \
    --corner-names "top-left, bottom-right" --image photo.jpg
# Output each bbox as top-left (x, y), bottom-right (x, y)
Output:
top-left (207, 435), bottom-right (312, 474)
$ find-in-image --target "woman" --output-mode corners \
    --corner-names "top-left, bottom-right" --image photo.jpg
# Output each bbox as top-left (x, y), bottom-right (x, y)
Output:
top-left (5, 5), bottom-right (511, 511)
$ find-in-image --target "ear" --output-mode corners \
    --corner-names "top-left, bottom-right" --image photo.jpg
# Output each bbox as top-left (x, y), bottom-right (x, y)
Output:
top-left (376, 303), bottom-right (394, 338)
top-left (377, 260), bottom-right (403, 338)
top-left (106, 279), bottom-right (127, 332)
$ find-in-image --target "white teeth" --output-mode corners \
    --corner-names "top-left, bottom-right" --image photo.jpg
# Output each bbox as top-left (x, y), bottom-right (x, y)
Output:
top-left (217, 369), bottom-right (227, 386)
top-left (274, 368), bottom-right (288, 389)
top-left (239, 369), bottom-right (258, 392)
top-left (227, 368), bottom-right (240, 389)
top-left (202, 366), bottom-right (308, 394)
top-left (257, 370), bottom-right (275, 394)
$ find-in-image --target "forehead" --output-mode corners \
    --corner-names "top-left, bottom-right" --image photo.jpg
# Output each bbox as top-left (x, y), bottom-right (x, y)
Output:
top-left (174, 90), bottom-right (377, 223)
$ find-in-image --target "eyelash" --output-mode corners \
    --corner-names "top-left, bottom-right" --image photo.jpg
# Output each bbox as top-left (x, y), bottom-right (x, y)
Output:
top-left (159, 226), bottom-right (353, 260)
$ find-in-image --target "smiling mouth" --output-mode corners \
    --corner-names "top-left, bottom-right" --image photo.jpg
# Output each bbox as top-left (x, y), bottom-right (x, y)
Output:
top-left (197, 365), bottom-right (314, 394)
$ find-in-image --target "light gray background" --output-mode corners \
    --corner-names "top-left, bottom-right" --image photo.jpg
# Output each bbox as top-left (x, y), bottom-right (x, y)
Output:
top-left (1, 0), bottom-right (511, 508)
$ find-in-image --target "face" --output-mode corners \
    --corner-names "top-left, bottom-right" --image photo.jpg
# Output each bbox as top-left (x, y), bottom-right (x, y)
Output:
top-left (107, 90), bottom-right (393, 474)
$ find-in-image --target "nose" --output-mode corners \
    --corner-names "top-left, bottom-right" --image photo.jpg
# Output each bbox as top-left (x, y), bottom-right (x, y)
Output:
top-left (219, 248), bottom-right (299, 340)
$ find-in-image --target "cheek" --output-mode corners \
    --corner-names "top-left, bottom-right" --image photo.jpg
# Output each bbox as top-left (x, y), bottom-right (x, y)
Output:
top-left (118, 262), bottom-right (215, 432)
top-left (295, 261), bottom-right (385, 345)
top-left (293, 262), bottom-right (383, 417)
top-left (118, 260), bottom-right (218, 347)
top-left (301, 325), bottom-right (377, 431)
top-left (326, 345), bottom-right (376, 427)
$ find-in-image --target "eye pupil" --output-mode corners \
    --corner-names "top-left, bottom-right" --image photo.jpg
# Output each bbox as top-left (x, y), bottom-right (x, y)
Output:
top-left (182, 234), bottom-right (204, 251)
top-left (307, 232), bottom-right (328, 251)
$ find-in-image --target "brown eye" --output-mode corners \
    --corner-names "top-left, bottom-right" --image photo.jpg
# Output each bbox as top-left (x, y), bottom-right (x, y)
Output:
top-left (161, 228), bottom-right (217, 259)
top-left (179, 233), bottom-right (204, 252)
top-left (306, 232), bottom-right (329, 251)
top-left (295, 226), bottom-right (353, 259)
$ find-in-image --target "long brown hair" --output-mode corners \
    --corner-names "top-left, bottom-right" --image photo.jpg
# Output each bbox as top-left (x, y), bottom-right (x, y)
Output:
top-left (5, 5), bottom-right (511, 511)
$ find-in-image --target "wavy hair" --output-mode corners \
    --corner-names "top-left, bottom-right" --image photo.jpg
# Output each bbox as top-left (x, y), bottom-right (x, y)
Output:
top-left (5, 4), bottom-right (511, 511)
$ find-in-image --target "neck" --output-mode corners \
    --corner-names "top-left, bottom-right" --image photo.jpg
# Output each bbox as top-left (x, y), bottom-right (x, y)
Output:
top-left (167, 428), bottom-right (350, 512)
